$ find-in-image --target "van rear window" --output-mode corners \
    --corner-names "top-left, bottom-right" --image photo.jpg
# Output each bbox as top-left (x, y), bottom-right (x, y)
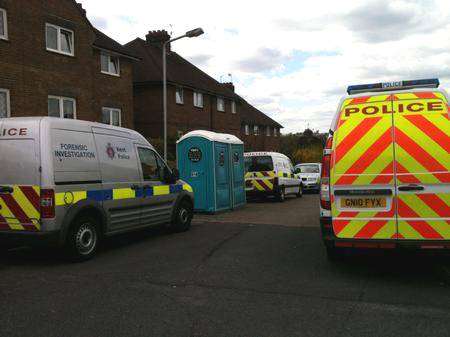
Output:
top-left (0, 139), bottom-right (39, 185)
top-left (245, 156), bottom-right (274, 172)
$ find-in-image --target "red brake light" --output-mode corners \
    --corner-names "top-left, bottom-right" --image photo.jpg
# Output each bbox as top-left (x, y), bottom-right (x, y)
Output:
top-left (40, 189), bottom-right (55, 219)
top-left (320, 136), bottom-right (333, 210)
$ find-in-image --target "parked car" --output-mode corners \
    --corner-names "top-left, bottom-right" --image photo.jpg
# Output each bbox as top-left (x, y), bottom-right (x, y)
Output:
top-left (244, 152), bottom-right (302, 202)
top-left (294, 163), bottom-right (321, 192)
top-left (0, 117), bottom-right (194, 261)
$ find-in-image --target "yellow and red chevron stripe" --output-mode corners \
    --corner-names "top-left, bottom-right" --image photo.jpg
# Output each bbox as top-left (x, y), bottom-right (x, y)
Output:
top-left (246, 171), bottom-right (275, 192)
top-left (331, 91), bottom-right (450, 240)
top-left (0, 185), bottom-right (41, 231)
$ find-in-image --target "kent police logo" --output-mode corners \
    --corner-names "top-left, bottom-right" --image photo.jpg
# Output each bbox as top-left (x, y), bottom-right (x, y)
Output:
top-left (106, 143), bottom-right (116, 159)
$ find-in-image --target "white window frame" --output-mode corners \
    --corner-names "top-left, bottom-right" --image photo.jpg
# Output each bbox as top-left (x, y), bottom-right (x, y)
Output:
top-left (254, 125), bottom-right (259, 136)
top-left (193, 91), bottom-right (203, 108)
top-left (45, 23), bottom-right (75, 56)
top-left (0, 88), bottom-right (11, 118)
top-left (231, 101), bottom-right (236, 114)
top-left (102, 107), bottom-right (122, 126)
top-left (217, 97), bottom-right (225, 112)
top-left (0, 8), bottom-right (8, 40)
top-left (48, 96), bottom-right (77, 119)
top-left (101, 53), bottom-right (120, 76)
top-left (244, 124), bottom-right (250, 136)
top-left (176, 87), bottom-right (184, 104)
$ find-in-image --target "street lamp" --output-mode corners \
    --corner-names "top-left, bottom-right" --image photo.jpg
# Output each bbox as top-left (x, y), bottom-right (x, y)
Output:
top-left (162, 27), bottom-right (204, 161)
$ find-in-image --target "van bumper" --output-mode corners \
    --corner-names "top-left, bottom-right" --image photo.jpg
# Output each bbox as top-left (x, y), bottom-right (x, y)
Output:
top-left (0, 230), bottom-right (60, 248)
top-left (321, 217), bottom-right (450, 250)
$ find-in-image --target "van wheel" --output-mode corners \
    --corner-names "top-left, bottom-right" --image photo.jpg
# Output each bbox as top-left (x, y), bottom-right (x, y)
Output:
top-left (296, 185), bottom-right (303, 198)
top-left (170, 200), bottom-right (193, 233)
top-left (276, 188), bottom-right (286, 202)
top-left (65, 215), bottom-right (99, 262)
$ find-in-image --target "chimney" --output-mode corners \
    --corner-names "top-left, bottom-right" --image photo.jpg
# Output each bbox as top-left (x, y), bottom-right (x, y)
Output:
top-left (146, 30), bottom-right (171, 51)
top-left (222, 82), bottom-right (235, 92)
top-left (76, 2), bottom-right (87, 16)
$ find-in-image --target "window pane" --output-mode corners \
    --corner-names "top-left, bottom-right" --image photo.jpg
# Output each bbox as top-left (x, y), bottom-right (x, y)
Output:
top-left (232, 101), bottom-right (236, 114)
top-left (102, 108), bottom-right (111, 124)
top-left (48, 98), bottom-right (60, 117)
top-left (199, 93), bottom-right (203, 107)
top-left (0, 92), bottom-right (7, 118)
top-left (176, 88), bottom-right (183, 104)
top-left (0, 11), bottom-right (5, 37)
top-left (109, 57), bottom-right (119, 74)
top-left (60, 29), bottom-right (73, 54)
top-left (46, 25), bottom-right (58, 50)
top-left (112, 110), bottom-right (120, 126)
top-left (63, 99), bottom-right (74, 119)
top-left (101, 54), bottom-right (109, 72)
top-left (138, 148), bottom-right (160, 181)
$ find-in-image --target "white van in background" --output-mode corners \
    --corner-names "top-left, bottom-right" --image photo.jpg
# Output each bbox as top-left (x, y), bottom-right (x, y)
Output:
top-left (0, 117), bottom-right (194, 261)
top-left (244, 152), bottom-right (303, 201)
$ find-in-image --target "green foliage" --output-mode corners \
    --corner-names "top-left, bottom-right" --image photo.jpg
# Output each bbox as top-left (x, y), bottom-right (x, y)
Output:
top-left (280, 128), bottom-right (328, 165)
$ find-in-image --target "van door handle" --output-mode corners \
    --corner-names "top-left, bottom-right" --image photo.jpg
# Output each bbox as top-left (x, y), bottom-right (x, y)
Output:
top-left (0, 186), bottom-right (14, 194)
top-left (398, 184), bottom-right (424, 192)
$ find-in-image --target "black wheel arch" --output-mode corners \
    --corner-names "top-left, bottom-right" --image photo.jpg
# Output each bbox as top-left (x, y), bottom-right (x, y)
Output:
top-left (59, 200), bottom-right (107, 246)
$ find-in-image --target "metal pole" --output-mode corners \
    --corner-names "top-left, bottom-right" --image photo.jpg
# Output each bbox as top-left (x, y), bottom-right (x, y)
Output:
top-left (162, 42), bottom-right (168, 161)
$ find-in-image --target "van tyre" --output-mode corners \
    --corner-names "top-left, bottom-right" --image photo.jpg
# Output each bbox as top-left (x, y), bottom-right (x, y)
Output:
top-left (65, 215), bottom-right (99, 262)
top-left (170, 200), bottom-right (193, 233)
top-left (276, 188), bottom-right (286, 202)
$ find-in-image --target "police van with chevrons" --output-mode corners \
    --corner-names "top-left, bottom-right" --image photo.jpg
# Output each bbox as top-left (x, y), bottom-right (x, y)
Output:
top-left (0, 117), bottom-right (194, 261)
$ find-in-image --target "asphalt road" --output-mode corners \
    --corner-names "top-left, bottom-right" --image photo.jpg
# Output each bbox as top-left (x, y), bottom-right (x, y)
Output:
top-left (1, 194), bottom-right (450, 337)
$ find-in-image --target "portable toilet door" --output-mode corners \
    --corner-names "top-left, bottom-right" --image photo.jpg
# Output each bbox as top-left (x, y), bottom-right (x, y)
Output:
top-left (214, 141), bottom-right (232, 211)
top-left (230, 143), bottom-right (246, 208)
top-left (177, 135), bottom-right (211, 211)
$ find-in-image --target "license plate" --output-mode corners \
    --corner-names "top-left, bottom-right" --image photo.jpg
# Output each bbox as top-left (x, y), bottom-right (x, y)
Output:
top-left (340, 197), bottom-right (386, 209)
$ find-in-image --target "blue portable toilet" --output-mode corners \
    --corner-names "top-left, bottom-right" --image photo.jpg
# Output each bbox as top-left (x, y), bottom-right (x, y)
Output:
top-left (177, 130), bottom-right (246, 213)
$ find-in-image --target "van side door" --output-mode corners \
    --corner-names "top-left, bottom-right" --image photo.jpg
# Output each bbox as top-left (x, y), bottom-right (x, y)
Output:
top-left (136, 146), bottom-right (178, 227)
top-left (93, 133), bottom-right (142, 232)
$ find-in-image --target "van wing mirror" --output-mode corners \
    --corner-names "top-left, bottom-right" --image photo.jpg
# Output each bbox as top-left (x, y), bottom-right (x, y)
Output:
top-left (172, 168), bottom-right (180, 182)
top-left (163, 167), bottom-right (179, 184)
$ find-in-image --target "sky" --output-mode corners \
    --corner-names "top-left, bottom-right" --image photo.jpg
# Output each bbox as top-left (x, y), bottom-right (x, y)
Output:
top-left (78, 0), bottom-right (450, 134)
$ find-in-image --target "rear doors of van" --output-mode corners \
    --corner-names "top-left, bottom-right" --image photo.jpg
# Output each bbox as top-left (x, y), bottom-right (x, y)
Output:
top-left (331, 91), bottom-right (450, 241)
top-left (0, 119), bottom-right (41, 231)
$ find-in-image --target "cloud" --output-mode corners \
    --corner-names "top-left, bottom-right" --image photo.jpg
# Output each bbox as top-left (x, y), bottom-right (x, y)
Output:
top-left (90, 16), bottom-right (108, 30)
top-left (187, 54), bottom-right (213, 67)
top-left (235, 48), bottom-right (288, 73)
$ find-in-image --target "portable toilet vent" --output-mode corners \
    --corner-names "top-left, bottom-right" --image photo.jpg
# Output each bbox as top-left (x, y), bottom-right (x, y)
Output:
top-left (177, 130), bottom-right (246, 213)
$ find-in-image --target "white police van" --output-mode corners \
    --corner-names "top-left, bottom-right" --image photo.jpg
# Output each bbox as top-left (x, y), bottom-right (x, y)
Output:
top-left (0, 117), bottom-right (194, 261)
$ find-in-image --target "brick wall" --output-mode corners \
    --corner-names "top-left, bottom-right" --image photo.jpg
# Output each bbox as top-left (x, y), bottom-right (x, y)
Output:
top-left (0, 0), bottom-right (134, 128)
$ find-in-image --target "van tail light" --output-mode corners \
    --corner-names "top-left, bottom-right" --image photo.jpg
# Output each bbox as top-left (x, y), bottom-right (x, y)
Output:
top-left (40, 189), bottom-right (55, 219)
top-left (320, 136), bottom-right (333, 210)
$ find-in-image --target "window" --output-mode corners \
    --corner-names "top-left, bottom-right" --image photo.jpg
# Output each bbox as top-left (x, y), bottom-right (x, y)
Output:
top-left (254, 125), bottom-right (259, 136)
top-left (217, 97), bottom-right (225, 112)
top-left (102, 107), bottom-right (121, 126)
top-left (101, 53), bottom-right (120, 76)
top-left (244, 124), bottom-right (250, 135)
top-left (245, 156), bottom-right (274, 172)
top-left (46, 23), bottom-right (74, 56)
top-left (0, 89), bottom-right (10, 118)
top-left (177, 130), bottom-right (184, 139)
top-left (231, 101), bottom-right (236, 114)
top-left (193, 92), bottom-right (203, 108)
top-left (273, 127), bottom-right (278, 137)
top-left (266, 126), bottom-right (271, 136)
top-left (0, 8), bottom-right (8, 40)
top-left (176, 87), bottom-right (184, 104)
top-left (48, 96), bottom-right (76, 119)
top-left (137, 147), bottom-right (165, 182)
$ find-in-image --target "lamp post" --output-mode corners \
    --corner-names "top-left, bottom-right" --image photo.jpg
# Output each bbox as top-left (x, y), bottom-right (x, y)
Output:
top-left (162, 27), bottom-right (204, 161)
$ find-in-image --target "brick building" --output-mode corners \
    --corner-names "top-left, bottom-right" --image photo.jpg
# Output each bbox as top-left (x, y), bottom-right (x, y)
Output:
top-left (125, 30), bottom-right (282, 153)
top-left (0, 0), bottom-right (138, 128)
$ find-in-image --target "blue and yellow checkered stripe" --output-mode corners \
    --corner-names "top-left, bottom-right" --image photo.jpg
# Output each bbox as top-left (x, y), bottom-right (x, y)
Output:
top-left (55, 183), bottom-right (193, 207)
